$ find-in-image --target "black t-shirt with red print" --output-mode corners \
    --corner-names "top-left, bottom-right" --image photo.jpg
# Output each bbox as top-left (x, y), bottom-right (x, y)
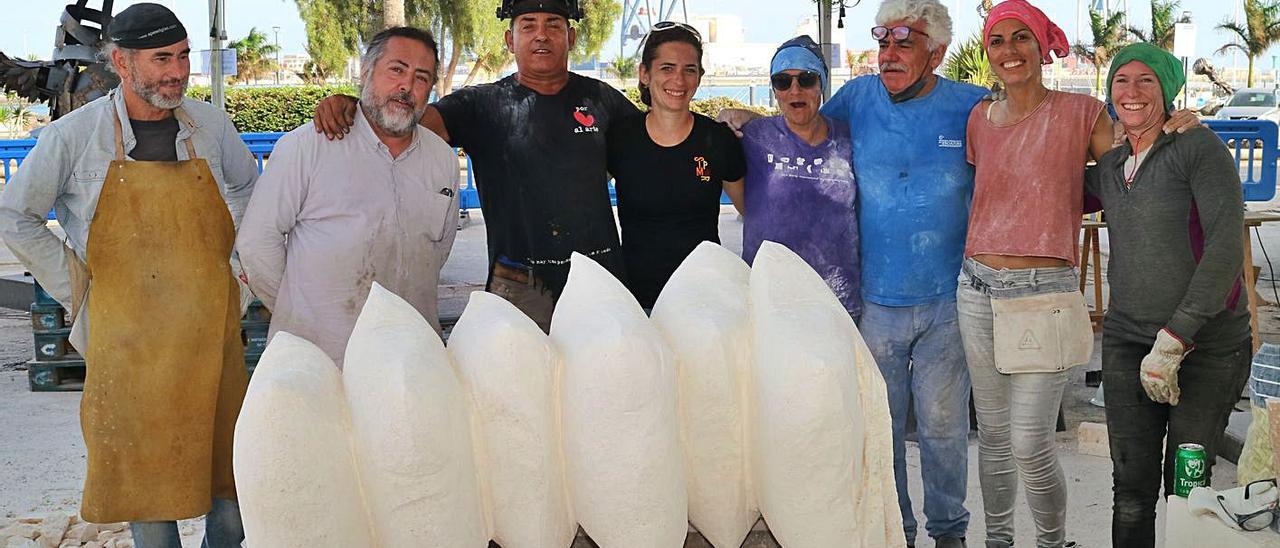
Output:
top-left (607, 112), bottom-right (746, 309)
top-left (435, 72), bottom-right (638, 295)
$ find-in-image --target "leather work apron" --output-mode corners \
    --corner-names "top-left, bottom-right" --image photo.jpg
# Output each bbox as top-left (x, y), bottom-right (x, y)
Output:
top-left (76, 107), bottom-right (247, 523)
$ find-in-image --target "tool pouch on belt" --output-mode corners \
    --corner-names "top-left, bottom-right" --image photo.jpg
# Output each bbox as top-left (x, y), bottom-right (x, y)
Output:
top-left (991, 291), bottom-right (1094, 374)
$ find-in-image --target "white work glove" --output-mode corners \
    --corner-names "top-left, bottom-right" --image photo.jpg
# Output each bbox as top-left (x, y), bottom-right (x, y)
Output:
top-left (1140, 329), bottom-right (1191, 405)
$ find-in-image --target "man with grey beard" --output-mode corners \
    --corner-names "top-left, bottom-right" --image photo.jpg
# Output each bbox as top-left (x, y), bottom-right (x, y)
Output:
top-left (0, 4), bottom-right (256, 547)
top-left (236, 26), bottom-right (459, 367)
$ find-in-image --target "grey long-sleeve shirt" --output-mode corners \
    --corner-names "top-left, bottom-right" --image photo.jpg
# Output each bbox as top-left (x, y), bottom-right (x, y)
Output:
top-left (0, 89), bottom-right (258, 308)
top-left (1086, 127), bottom-right (1251, 350)
top-left (235, 106), bottom-right (460, 367)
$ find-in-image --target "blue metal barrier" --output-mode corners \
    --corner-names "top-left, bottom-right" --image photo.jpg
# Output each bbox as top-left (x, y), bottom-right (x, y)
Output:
top-left (1204, 119), bottom-right (1278, 202)
top-left (33, 122), bottom-right (1280, 207)
top-left (0, 139), bottom-right (37, 184)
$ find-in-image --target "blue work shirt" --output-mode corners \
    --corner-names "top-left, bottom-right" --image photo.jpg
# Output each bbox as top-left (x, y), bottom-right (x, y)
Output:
top-left (821, 75), bottom-right (988, 306)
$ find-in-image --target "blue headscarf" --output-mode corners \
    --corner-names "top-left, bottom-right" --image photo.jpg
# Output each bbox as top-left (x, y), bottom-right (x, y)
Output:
top-left (771, 35), bottom-right (829, 93)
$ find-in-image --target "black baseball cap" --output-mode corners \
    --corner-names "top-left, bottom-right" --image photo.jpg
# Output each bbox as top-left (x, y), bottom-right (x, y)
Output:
top-left (108, 3), bottom-right (187, 49)
top-left (497, 0), bottom-right (583, 21)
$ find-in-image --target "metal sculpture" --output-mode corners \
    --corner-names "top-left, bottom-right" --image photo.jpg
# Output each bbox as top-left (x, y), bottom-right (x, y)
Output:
top-left (0, 0), bottom-right (119, 120)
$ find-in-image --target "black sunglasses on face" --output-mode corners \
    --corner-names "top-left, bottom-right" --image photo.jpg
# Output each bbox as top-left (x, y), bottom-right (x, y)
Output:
top-left (771, 72), bottom-right (820, 91)
top-left (871, 25), bottom-right (930, 42)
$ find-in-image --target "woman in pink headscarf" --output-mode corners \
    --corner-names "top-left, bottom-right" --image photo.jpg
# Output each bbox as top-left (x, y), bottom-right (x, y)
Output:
top-left (957, 2), bottom-right (1195, 546)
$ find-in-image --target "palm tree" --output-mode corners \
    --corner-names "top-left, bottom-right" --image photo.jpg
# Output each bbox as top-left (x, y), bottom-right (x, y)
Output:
top-left (943, 33), bottom-right (997, 90)
top-left (1073, 8), bottom-right (1129, 95)
top-left (1217, 0), bottom-right (1280, 88)
top-left (845, 49), bottom-right (871, 79)
top-left (228, 28), bottom-right (281, 84)
top-left (1128, 0), bottom-right (1185, 50)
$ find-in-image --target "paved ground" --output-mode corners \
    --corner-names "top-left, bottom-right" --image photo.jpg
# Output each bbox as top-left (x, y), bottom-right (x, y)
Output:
top-left (1, 206), bottom-right (1277, 546)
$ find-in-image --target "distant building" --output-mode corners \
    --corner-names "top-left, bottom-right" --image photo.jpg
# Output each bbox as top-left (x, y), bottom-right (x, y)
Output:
top-left (689, 14), bottom-right (774, 75)
top-left (281, 54), bottom-right (309, 76)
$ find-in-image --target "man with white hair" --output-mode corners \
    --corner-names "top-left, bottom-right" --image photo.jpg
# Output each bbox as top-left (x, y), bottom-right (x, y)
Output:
top-left (0, 3), bottom-right (256, 546)
top-left (821, 2), bottom-right (986, 547)
top-left (236, 26), bottom-right (460, 367)
top-left (721, 4), bottom-right (980, 545)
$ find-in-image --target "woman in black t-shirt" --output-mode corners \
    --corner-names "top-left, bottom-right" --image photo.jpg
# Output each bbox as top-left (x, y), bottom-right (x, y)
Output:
top-left (606, 22), bottom-right (746, 309)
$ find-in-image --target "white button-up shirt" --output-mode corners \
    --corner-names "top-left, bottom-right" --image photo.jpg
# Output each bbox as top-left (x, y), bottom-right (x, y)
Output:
top-left (236, 105), bottom-right (460, 367)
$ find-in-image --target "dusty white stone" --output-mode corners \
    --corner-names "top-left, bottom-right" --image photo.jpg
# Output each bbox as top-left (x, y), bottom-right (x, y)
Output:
top-left (233, 332), bottom-right (374, 547)
top-left (650, 242), bottom-right (758, 548)
top-left (80, 542), bottom-right (101, 548)
top-left (551, 253), bottom-right (688, 547)
top-left (5, 538), bottom-right (38, 548)
top-left (343, 283), bottom-right (487, 547)
top-left (449, 291), bottom-right (575, 548)
top-left (748, 242), bottom-right (904, 547)
top-left (0, 524), bottom-right (37, 541)
top-left (63, 522), bottom-right (98, 544)
top-left (99, 525), bottom-right (124, 535)
top-left (35, 513), bottom-right (71, 548)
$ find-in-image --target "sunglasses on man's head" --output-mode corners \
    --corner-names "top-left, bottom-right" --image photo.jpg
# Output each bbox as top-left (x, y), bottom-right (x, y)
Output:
top-left (771, 72), bottom-right (821, 91)
top-left (871, 25), bottom-right (930, 42)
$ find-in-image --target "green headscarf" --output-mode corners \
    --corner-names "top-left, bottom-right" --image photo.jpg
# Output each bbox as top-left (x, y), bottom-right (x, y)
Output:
top-left (1106, 43), bottom-right (1185, 108)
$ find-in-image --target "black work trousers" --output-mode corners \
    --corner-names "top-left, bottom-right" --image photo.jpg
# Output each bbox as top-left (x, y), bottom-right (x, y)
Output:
top-left (1102, 334), bottom-right (1251, 548)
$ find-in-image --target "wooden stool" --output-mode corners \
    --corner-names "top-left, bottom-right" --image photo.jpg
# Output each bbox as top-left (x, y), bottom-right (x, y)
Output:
top-left (1079, 221), bottom-right (1105, 333)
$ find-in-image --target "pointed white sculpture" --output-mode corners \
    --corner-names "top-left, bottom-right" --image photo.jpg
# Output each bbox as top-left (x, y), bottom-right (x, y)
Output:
top-left (551, 253), bottom-right (688, 547)
top-left (449, 291), bottom-right (575, 548)
top-left (748, 241), bottom-right (904, 548)
top-left (343, 282), bottom-right (488, 547)
top-left (650, 242), bottom-right (758, 548)
top-left (233, 332), bottom-right (375, 547)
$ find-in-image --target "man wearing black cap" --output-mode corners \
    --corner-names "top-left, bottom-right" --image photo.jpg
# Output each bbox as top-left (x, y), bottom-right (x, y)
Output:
top-left (0, 3), bottom-right (256, 547)
top-left (315, 0), bottom-right (639, 332)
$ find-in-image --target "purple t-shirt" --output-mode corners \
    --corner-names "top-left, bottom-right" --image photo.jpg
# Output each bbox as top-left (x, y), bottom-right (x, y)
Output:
top-left (741, 115), bottom-right (859, 316)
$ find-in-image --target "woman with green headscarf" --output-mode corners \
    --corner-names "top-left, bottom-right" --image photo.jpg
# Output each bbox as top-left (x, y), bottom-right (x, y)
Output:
top-left (1087, 42), bottom-right (1252, 547)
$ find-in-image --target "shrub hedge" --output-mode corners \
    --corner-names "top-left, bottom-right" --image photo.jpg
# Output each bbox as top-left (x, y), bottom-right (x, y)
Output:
top-left (183, 84), bottom-right (773, 133)
top-left (186, 85), bottom-right (357, 133)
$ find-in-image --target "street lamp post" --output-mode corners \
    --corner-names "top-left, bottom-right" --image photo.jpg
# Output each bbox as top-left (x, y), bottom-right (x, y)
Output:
top-left (273, 26), bottom-right (282, 86)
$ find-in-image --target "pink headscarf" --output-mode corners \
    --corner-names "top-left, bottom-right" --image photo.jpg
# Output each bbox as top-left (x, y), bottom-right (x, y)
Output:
top-left (982, 0), bottom-right (1069, 65)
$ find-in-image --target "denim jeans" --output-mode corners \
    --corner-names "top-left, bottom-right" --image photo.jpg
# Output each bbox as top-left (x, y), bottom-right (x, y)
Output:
top-left (129, 498), bottom-right (243, 548)
top-left (861, 298), bottom-right (972, 544)
top-left (957, 258), bottom-right (1076, 548)
top-left (1103, 335), bottom-right (1251, 548)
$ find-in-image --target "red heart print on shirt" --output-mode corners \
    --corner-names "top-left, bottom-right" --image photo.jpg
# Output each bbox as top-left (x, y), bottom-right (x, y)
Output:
top-left (574, 110), bottom-right (596, 127)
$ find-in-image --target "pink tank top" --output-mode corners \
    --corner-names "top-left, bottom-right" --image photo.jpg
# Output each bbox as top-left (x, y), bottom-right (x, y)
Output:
top-left (964, 91), bottom-right (1104, 265)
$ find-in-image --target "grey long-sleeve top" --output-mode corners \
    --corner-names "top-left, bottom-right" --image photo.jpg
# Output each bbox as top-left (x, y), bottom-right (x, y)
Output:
top-left (0, 89), bottom-right (258, 308)
top-left (1085, 126), bottom-right (1250, 350)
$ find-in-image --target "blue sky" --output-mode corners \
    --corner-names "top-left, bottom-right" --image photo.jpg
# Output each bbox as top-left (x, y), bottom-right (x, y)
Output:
top-left (0, 0), bottom-right (1260, 69)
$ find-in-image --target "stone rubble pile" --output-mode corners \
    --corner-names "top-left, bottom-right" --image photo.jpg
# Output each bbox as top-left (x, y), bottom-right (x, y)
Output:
top-left (0, 514), bottom-right (132, 548)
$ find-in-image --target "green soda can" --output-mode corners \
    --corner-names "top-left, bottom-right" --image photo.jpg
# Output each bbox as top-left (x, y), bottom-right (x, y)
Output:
top-left (1174, 443), bottom-right (1207, 497)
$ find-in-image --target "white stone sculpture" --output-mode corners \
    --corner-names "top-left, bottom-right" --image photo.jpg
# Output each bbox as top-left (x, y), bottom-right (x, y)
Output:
top-left (650, 242), bottom-right (758, 548)
top-left (233, 332), bottom-right (375, 547)
top-left (748, 241), bottom-right (904, 548)
top-left (343, 282), bottom-right (488, 547)
top-left (449, 291), bottom-right (575, 548)
top-left (551, 253), bottom-right (688, 547)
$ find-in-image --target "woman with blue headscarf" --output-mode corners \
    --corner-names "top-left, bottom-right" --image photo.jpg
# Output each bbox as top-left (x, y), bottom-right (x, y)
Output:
top-left (1087, 42), bottom-right (1251, 547)
top-left (739, 35), bottom-right (860, 320)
